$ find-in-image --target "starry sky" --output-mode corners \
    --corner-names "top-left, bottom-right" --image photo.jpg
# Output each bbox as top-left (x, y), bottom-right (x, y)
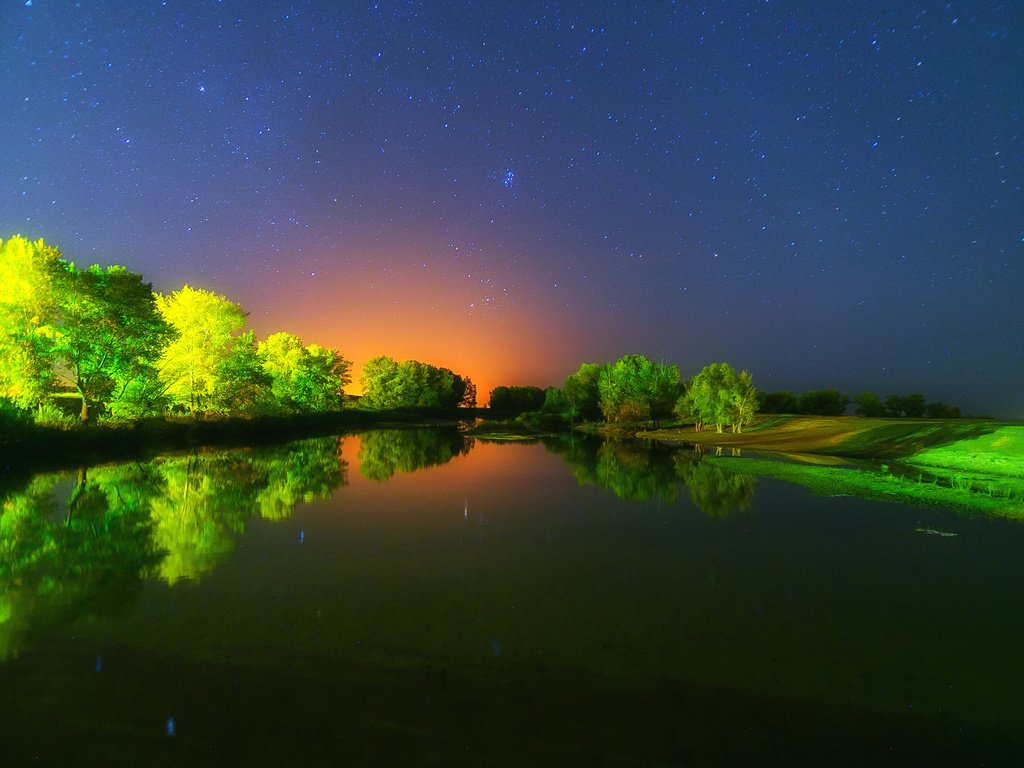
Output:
top-left (2, 1), bottom-right (1022, 416)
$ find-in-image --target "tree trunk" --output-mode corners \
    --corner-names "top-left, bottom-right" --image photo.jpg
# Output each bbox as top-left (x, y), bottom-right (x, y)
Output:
top-left (76, 379), bottom-right (90, 422)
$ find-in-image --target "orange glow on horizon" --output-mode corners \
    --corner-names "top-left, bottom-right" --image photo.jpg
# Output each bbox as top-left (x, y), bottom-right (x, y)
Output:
top-left (237, 243), bottom-right (588, 400)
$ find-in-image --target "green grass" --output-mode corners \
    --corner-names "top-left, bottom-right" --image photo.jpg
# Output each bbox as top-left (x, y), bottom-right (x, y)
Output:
top-left (711, 456), bottom-right (1024, 519)
top-left (906, 426), bottom-right (1024, 477)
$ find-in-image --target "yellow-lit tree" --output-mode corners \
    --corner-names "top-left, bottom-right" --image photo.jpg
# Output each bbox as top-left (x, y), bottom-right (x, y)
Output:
top-left (155, 285), bottom-right (247, 413)
top-left (0, 236), bottom-right (62, 411)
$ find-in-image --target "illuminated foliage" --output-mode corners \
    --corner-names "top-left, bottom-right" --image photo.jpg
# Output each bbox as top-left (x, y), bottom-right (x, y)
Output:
top-left (0, 236), bottom-right (62, 409)
top-left (211, 330), bottom-right (274, 414)
top-left (597, 355), bottom-right (681, 423)
top-left (259, 331), bottom-right (351, 412)
top-left (678, 363), bottom-right (758, 433)
top-left (51, 263), bottom-right (169, 421)
top-left (360, 355), bottom-right (472, 410)
top-left (155, 285), bottom-right (248, 413)
top-left (561, 362), bottom-right (603, 423)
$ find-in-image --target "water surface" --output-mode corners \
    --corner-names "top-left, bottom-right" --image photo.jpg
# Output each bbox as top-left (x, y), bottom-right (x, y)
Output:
top-left (1, 430), bottom-right (1021, 765)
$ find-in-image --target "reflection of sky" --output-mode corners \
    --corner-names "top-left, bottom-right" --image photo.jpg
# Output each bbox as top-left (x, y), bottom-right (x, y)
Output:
top-left (1, 2), bottom-right (1021, 415)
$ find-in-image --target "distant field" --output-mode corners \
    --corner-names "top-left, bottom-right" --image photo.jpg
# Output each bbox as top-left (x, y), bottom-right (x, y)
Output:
top-left (643, 416), bottom-right (1023, 467)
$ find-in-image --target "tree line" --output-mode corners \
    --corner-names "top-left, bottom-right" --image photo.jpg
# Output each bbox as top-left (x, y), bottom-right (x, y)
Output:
top-left (759, 389), bottom-right (964, 418)
top-left (0, 236), bottom-right (350, 423)
top-left (489, 359), bottom-right (967, 431)
top-left (2, 235), bottom-right (966, 431)
top-left (488, 355), bottom-right (760, 433)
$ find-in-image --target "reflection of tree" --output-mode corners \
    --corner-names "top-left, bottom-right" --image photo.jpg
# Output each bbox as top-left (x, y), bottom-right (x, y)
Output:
top-left (0, 467), bottom-right (162, 659)
top-left (0, 436), bottom-right (347, 656)
top-left (357, 429), bottom-right (470, 481)
top-left (544, 436), bottom-right (680, 502)
top-left (148, 437), bottom-right (347, 582)
top-left (675, 455), bottom-right (755, 518)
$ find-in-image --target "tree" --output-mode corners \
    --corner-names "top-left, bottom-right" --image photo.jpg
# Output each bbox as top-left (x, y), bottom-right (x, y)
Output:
top-left (489, 385), bottom-right (546, 414)
top-left (359, 356), bottom-right (469, 410)
top-left (797, 388), bottom-right (849, 416)
top-left (155, 285), bottom-right (248, 413)
top-left (259, 332), bottom-right (351, 413)
top-left (597, 355), bottom-right (681, 423)
top-left (677, 362), bottom-right (758, 433)
top-left (212, 331), bottom-right (273, 414)
top-left (853, 391), bottom-right (887, 417)
top-left (562, 363), bottom-right (603, 423)
top-left (885, 393), bottom-right (925, 418)
top-left (50, 263), bottom-right (169, 422)
top-left (0, 236), bottom-right (62, 411)
top-left (924, 401), bottom-right (961, 419)
top-left (759, 391), bottom-right (798, 414)
top-left (460, 378), bottom-right (478, 409)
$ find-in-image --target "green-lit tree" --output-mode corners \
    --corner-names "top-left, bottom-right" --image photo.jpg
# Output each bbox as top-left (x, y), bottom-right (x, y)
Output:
top-left (677, 362), bottom-right (758, 433)
top-left (259, 332), bottom-right (351, 413)
top-left (50, 263), bottom-right (169, 422)
top-left (597, 355), bottom-right (681, 423)
top-left (562, 362), bottom-right (603, 423)
top-left (210, 330), bottom-right (274, 414)
top-left (360, 356), bottom-right (470, 410)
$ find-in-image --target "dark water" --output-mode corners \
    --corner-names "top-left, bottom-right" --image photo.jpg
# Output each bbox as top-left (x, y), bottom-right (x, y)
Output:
top-left (1, 429), bottom-right (1022, 766)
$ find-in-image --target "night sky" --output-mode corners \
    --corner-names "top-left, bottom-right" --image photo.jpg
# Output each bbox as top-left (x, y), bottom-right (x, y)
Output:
top-left (2, 1), bottom-right (1021, 417)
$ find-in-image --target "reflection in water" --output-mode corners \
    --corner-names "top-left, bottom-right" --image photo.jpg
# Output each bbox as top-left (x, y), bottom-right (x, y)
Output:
top-left (0, 430), bottom-right (758, 660)
top-left (0, 468), bottom-right (161, 660)
top-left (675, 453), bottom-right (755, 517)
top-left (0, 437), bottom-right (346, 658)
top-left (544, 435), bottom-right (756, 515)
top-left (357, 428), bottom-right (471, 481)
top-left (545, 436), bottom-right (681, 502)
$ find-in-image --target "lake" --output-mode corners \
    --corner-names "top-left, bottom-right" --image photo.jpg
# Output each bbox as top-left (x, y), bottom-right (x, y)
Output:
top-left (1, 428), bottom-right (1022, 765)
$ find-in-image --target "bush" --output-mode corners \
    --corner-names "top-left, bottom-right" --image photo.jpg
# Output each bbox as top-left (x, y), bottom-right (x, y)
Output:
top-left (0, 397), bottom-right (33, 435)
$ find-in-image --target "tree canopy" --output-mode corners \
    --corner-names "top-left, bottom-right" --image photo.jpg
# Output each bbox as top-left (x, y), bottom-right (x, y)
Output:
top-left (489, 385), bottom-right (546, 414)
top-left (259, 332), bottom-right (352, 413)
top-left (360, 356), bottom-right (474, 410)
top-left (156, 285), bottom-right (248, 413)
top-left (597, 355), bottom-right (681, 422)
top-left (676, 363), bottom-right (758, 433)
top-left (52, 263), bottom-right (169, 421)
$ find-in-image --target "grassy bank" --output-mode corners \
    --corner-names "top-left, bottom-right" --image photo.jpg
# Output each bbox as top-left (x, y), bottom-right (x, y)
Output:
top-left (707, 456), bottom-right (1024, 518)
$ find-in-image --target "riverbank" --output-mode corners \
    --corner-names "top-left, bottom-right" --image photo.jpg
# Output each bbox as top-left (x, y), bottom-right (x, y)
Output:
top-left (0, 407), bottom-right (475, 478)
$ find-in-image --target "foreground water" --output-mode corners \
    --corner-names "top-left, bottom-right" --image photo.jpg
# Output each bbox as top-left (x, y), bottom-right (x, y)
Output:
top-left (1, 429), bottom-right (1022, 765)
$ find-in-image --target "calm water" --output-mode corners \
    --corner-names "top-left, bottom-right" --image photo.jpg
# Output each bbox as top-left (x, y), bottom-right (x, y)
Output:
top-left (1, 429), bottom-right (1022, 766)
